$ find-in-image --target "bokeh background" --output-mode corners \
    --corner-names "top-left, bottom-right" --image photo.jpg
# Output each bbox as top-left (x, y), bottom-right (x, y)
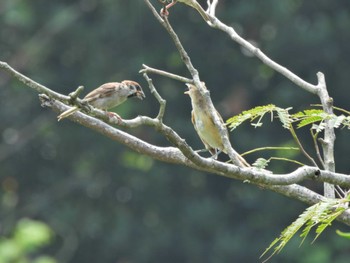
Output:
top-left (1, 0), bottom-right (350, 262)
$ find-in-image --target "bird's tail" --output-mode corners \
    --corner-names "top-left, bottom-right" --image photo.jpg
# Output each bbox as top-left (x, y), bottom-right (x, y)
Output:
top-left (238, 154), bottom-right (251, 168)
top-left (226, 147), bottom-right (251, 168)
top-left (57, 106), bottom-right (79, 121)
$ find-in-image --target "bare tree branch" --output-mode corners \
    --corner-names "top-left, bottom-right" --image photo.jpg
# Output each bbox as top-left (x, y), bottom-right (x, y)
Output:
top-left (316, 72), bottom-right (336, 197)
top-left (38, 91), bottom-right (350, 226)
top-left (207, 0), bottom-right (219, 17)
top-left (209, 18), bottom-right (319, 94)
top-left (1, 0), bottom-right (349, 225)
top-left (140, 64), bottom-right (193, 83)
top-left (143, 0), bottom-right (247, 167)
top-left (142, 73), bottom-right (167, 121)
top-left (0, 61), bottom-right (69, 102)
top-left (200, 6), bottom-right (338, 198)
top-left (4, 57), bottom-right (349, 188)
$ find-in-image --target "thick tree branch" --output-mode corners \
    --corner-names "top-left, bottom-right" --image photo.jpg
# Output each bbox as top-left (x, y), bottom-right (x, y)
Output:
top-left (1, 59), bottom-right (350, 224)
top-left (3, 61), bottom-right (345, 189)
top-left (38, 94), bottom-right (350, 226)
top-left (37, 95), bottom-right (350, 188)
top-left (316, 72), bottom-right (336, 197)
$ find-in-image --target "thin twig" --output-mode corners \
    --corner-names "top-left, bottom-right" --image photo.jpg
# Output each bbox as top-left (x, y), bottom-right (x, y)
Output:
top-left (207, 0), bottom-right (219, 17)
top-left (68, 86), bottom-right (84, 101)
top-left (142, 73), bottom-right (166, 122)
top-left (289, 125), bottom-right (318, 167)
top-left (269, 157), bottom-right (306, 167)
top-left (242, 146), bottom-right (299, 157)
top-left (140, 64), bottom-right (193, 83)
top-left (310, 129), bottom-right (325, 169)
top-left (143, 0), bottom-right (248, 167)
top-left (311, 104), bottom-right (350, 116)
top-left (209, 14), bottom-right (337, 197)
top-left (162, 16), bottom-right (201, 83)
top-left (0, 60), bottom-right (70, 102)
top-left (209, 18), bottom-right (319, 95)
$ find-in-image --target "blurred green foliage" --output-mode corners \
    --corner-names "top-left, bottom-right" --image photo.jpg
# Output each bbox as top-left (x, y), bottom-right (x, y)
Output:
top-left (0, 218), bottom-right (55, 263)
top-left (1, 0), bottom-right (350, 262)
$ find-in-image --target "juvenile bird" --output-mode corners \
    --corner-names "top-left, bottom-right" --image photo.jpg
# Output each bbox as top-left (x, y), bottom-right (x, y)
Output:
top-left (185, 83), bottom-right (249, 167)
top-left (57, 81), bottom-right (145, 121)
top-left (162, 0), bottom-right (211, 22)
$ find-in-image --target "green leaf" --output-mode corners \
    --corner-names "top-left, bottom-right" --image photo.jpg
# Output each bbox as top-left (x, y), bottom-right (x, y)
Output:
top-left (252, 158), bottom-right (270, 169)
top-left (292, 109), bottom-right (327, 129)
top-left (292, 109), bottom-right (325, 118)
top-left (313, 207), bottom-right (345, 242)
top-left (297, 116), bottom-right (324, 128)
top-left (276, 107), bottom-right (292, 129)
top-left (226, 104), bottom-right (292, 130)
top-left (329, 115), bottom-right (346, 129)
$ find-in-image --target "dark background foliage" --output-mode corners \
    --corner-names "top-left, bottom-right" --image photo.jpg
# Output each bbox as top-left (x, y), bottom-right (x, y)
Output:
top-left (1, 0), bottom-right (350, 262)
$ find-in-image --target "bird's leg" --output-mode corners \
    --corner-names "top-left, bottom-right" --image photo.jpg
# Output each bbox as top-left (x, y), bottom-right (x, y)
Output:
top-left (195, 148), bottom-right (221, 159)
top-left (80, 100), bottom-right (92, 113)
top-left (211, 149), bottom-right (222, 160)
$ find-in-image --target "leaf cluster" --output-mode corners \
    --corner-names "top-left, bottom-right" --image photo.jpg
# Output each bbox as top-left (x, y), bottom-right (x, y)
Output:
top-left (226, 104), bottom-right (292, 130)
top-left (293, 109), bottom-right (350, 133)
top-left (227, 105), bottom-right (350, 132)
top-left (0, 219), bottom-right (55, 263)
top-left (261, 195), bottom-right (350, 262)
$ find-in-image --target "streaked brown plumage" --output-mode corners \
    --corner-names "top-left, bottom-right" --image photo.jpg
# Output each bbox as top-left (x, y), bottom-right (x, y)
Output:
top-left (57, 80), bottom-right (145, 121)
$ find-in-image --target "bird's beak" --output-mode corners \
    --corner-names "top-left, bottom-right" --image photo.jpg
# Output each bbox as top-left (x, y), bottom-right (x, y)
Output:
top-left (136, 90), bottom-right (146, 100)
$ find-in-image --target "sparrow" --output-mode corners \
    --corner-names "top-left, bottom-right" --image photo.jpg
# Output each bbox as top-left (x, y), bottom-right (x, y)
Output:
top-left (185, 83), bottom-right (250, 167)
top-left (161, 0), bottom-right (211, 22)
top-left (57, 81), bottom-right (145, 121)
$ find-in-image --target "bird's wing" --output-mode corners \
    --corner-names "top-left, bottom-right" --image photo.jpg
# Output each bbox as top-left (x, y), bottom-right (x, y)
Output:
top-left (84, 83), bottom-right (118, 102)
top-left (192, 110), bottom-right (216, 155)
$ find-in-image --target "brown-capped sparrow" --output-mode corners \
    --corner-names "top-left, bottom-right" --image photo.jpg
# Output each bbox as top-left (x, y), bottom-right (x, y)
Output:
top-left (57, 81), bottom-right (145, 121)
top-left (185, 83), bottom-right (250, 166)
top-left (161, 0), bottom-right (211, 22)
